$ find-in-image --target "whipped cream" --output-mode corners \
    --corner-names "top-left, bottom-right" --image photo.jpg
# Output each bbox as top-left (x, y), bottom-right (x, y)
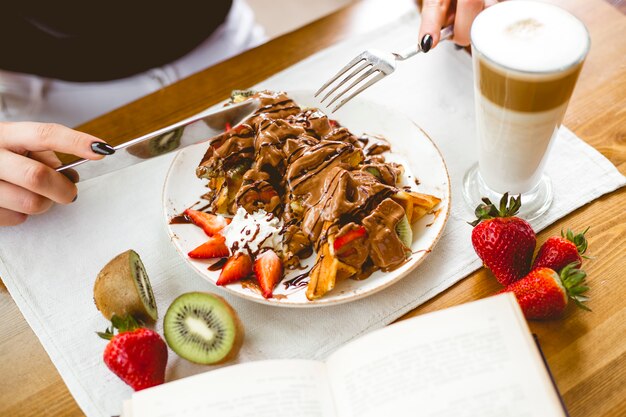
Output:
top-left (222, 208), bottom-right (284, 255)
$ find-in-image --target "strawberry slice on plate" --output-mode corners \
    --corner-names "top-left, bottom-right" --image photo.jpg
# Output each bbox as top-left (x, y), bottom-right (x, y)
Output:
top-left (185, 209), bottom-right (230, 236)
top-left (188, 234), bottom-right (229, 259)
top-left (333, 226), bottom-right (367, 253)
top-left (254, 250), bottom-right (283, 299)
top-left (217, 253), bottom-right (253, 285)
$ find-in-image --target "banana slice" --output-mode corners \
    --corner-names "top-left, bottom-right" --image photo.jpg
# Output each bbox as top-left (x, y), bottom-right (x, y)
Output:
top-left (306, 242), bottom-right (357, 300)
top-left (407, 192), bottom-right (441, 223)
top-left (392, 191), bottom-right (441, 224)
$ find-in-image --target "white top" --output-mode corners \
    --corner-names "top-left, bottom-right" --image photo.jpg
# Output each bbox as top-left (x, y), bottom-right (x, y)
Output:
top-left (471, 0), bottom-right (589, 74)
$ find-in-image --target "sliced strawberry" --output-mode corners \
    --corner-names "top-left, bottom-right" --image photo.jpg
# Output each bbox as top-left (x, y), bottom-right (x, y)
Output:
top-left (333, 226), bottom-right (367, 252)
top-left (188, 235), bottom-right (229, 259)
top-left (254, 250), bottom-right (283, 299)
top-left (229, 123), bottom-right (248, 134)
top-left (217, 253), bottom-right (253, 285)
top-left (184, 209), bottom-right (230, 236)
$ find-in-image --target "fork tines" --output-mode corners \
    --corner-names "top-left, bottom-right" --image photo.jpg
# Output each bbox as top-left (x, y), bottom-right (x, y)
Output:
top-left (315, 51), bottom-right (389, 113)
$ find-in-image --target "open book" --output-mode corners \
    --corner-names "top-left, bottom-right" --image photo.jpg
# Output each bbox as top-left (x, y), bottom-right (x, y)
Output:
top-left (123, 294), bottom-right (566, 417)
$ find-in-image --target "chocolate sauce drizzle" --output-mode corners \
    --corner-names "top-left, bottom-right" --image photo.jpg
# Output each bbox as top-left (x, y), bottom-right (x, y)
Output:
top-left (283, 271), bottom-right (310, 289)
top-left (192, 90), bottom-right (424, 287)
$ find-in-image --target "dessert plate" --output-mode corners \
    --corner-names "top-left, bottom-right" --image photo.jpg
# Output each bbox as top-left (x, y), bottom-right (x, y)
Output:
top-left (162, 91), bottom-right (450, 307)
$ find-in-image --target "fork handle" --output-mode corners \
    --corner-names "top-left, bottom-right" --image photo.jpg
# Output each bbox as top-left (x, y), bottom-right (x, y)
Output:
top-left (393, 25), bottom-right (455, 61)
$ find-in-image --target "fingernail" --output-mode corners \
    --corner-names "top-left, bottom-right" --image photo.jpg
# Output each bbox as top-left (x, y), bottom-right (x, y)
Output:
top-left (91, 142), bottom-right (115, 155)
top-left (59, 168), bottom-right (80, 183)
top-left (454, 44), bottom-right (464, 50)
top-left (72, 194), bottom-right (78, 203)
top-left (420, 34), bottom-right (433, 53)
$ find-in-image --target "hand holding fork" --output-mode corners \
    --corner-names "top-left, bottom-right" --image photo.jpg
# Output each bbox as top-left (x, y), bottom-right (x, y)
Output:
top-left (316, 0), bottom-right (498, 112)
top-left (315, 26), bottom-right (453, 112)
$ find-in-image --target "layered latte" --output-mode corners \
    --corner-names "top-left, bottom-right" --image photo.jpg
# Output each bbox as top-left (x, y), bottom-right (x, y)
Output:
top-left (471, 1), bottom-right (589, 194)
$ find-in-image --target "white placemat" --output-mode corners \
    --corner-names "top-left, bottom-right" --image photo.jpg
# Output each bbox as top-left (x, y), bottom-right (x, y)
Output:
top-left (1, 9), bottom-right (624, 417)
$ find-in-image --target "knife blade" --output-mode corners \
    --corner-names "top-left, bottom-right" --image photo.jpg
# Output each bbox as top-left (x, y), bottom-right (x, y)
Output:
top-left (56, 98), bottom-right (260, 182)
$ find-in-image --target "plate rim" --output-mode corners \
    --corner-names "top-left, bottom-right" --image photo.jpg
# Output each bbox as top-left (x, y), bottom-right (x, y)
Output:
top-left (161, 92), bottom-right (451, 308)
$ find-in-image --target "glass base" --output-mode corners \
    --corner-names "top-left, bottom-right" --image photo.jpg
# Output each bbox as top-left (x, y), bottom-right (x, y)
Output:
top-left (462, 163), bottom-right (553, 222)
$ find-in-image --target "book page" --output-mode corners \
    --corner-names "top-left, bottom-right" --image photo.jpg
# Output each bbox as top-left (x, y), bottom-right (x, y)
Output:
top-left (131, 359), bottom-right (335, 417)
top-left (326, 294), bottom-right (564, 417)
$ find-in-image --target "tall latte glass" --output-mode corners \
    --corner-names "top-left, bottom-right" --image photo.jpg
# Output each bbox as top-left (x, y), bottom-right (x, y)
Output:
top-left (463, 1), bottom-right (590, 220)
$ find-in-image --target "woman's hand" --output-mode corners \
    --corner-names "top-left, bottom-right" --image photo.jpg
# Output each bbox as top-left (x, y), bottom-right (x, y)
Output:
top-left (0, 122), bottom-right (115, 226)
top-left (418, 0), bottom-right (499, 51)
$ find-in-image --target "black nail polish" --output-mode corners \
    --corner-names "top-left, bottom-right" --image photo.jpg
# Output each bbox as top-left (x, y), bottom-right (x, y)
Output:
top-left (59, 168), bottom-right (80, 183)
top-left (91, 142), bottom-right (115, 155)
top-left (420, 34), bottom-right (433, 53)
top-left (72, 194), bottom-right (78, 202)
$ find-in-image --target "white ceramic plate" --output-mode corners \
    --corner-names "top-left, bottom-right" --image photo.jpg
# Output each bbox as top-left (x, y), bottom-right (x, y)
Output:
top-left (162, 91), bottom-right (450, 307)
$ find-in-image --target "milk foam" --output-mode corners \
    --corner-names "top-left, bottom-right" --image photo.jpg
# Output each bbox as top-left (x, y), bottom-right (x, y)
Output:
top-left (471, 1), bottom-right (589, 75)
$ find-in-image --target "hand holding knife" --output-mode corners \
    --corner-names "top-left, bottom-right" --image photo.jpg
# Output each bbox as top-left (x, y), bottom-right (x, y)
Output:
top-left (0, 98), bottom-right (259, 226)
top-left (56, 98), bottom-right (260, 182)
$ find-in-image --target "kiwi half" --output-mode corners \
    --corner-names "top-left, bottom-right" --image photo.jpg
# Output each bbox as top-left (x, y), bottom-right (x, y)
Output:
top-left (93, 249), bottom-right (157, 323)
top-left (395, 214), bottom-right (413, 249)
top-left (164, 292), bottom-right (244, 365)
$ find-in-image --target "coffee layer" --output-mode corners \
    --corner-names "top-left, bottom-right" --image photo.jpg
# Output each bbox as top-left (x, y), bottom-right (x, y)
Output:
top-left (476, 57), bottom-right (582, 113)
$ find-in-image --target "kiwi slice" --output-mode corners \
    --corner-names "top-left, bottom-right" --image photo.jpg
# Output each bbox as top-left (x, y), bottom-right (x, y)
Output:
top-left (364, 167), bottom-right (382, 180)
top-left (164, 292), bottom-right (244, 365)
top-left (93, 249), bottom-right (157, 323)
top-left (395, 214), bottom-right (413, 249)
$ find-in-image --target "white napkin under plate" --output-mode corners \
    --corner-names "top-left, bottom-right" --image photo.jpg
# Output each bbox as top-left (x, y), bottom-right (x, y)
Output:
top-left (1, 9), bottom-right (624, 417)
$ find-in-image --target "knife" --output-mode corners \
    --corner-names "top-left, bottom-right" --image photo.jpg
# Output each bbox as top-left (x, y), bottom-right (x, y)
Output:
top-left (56, 98), bottom-right (261, 182)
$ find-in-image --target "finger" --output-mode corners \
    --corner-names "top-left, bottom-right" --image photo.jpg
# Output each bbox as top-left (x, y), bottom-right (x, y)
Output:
top-left (419, 0), bottom-right (452, 52)
top-left (0, 150), bottom-right (77, 204)
top-left (453, 0), bottom-right (485, 46)
top-left (0, 207), bottom-right (28, 227)
top-left (0, 122), bottom-right (115, 160)
top-left (0, 180), bottom-right (54, 215)
top-left (484, 0), bottom-right (498, 7)
top-left (29, 151), bottom-right (62, 168)
top-left (30, 151), bottom-right (80, 183)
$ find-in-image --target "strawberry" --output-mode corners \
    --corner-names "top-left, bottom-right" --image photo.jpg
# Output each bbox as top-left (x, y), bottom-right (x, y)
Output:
top-left (188, 234), bottom-right (229, 259)
top-left (333, 226), bottom-right (367, 253)
top-left (98, 315), bottom-right (168, 391)
top-left (184, 209), bottom-right (230, 236)
top-left (532, 228), bottom-right (589, 272)
top-left (470, 193), bottom-right (536, 286)
top-left (499, 262), bottom-right (591, 319)
top-left (254, 249), bottom-right (283, 299)
top-left (217, 252), bottom-right (253, 285)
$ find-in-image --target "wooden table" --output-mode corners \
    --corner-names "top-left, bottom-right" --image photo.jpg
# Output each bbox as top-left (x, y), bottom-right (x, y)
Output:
top-left (1, 0), bottom-right (624, 415)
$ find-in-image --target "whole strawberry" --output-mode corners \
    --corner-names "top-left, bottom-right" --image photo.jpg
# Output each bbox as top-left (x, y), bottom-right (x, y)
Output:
top-left (532, 228), bottom-right (589, 272)
top-left (98, 315), bottom-right (168, 391)
top-left (500, 262), bottom-right (590, 319)
top-left (470, 193), bottom-right (536, 285)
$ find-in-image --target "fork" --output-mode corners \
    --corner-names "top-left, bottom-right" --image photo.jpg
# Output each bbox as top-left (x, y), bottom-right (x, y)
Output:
top-left (315, 25), bottom-right (454, 112)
